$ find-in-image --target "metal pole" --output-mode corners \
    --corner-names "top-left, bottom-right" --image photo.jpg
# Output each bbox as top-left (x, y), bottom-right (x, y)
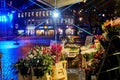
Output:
top-left (54, 18), bottom-right (57, 42)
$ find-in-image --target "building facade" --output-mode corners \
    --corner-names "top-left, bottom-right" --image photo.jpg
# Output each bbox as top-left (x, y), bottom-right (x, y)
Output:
top-left (13, 9), bottom-right (75, 40)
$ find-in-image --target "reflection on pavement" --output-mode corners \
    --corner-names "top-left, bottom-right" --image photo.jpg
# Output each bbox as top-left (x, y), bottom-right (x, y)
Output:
top-left (0, 39), bottom-right (51, 80)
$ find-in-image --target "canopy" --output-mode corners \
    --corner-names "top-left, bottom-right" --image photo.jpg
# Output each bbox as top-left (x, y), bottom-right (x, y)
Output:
top-left (37, 0), bottom-right (86, 8)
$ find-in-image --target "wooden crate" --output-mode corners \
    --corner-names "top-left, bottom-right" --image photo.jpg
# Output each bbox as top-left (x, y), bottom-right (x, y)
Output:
top-left (52, 61), bottom-right (68, 80)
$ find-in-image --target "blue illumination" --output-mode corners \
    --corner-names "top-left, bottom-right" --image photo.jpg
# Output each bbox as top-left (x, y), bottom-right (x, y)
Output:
top-left (0, 15), bottom-right (7, 22)
top-left (0, 13), bottom-right (13, 23)
top-left (9, 14), bottom-right (13, 22)
top-left (0, 41), bottom-right (24, 49)
top-left (11, 11), bottom-right (16, 13)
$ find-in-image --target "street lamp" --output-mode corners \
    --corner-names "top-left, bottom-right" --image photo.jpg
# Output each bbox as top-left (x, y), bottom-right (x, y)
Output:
top-left (52, 9), bottom-right (60, 42)
top-left (52, 9), bottom-right (60, 18)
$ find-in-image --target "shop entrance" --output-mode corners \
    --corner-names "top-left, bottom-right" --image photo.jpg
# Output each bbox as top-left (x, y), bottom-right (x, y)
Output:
top-left (26, 26), bottom-right (35, 36)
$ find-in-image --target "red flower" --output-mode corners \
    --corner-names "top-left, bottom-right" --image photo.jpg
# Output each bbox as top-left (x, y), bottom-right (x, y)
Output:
top-left (50, 43), bottom-right (63, 63)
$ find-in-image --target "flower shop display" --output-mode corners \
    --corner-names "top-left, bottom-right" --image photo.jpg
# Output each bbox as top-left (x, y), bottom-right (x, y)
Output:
top-left (102, 18), bottom-right (120, 52)
top-left (80, 36), bottom-right (104, 70)
top-left (15, 44), bottom-right (67, 80)
top-left (64, 44), bottom-right (79, 58)
top-left (95, 18), bottom-right (120, 80)
top-left (79, 36), bottom-right (105, 80)
top-left (102, 18), bottom-right (120, 40)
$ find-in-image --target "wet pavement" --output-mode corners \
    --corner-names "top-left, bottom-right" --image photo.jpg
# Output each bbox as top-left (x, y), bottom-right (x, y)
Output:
top-left (0, 39), bottom-right (51, 80)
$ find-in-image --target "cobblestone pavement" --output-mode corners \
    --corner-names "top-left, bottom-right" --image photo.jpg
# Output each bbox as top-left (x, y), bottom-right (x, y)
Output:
top-left (0, 39), bottom-right (51, 80)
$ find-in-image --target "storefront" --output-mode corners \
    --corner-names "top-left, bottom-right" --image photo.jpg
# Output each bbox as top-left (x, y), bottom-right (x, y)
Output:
top-left (26, 26), bottom-right (35, 36)
top-left (36, 26), bottom-right (54, 37)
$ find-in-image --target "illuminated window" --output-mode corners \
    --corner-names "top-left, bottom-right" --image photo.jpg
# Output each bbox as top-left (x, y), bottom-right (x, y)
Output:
top-left (68, 18), bottom-right (70, 24)
top-left (48, 30), bottom-right (54, 36)
top-left (18, 13), bottom-right (20, 18)
top-left (65, 19), bottom-right (67, 23)
top-left (36, 30), bottom-right (44, 36)
top-left (46, 11), bottom-right (49, 16)
top-left (43, 11), bottom-right (45, 16)
top-left (50, 11), bottom-right (52, 16)
top-left (71, 19), bottom-right (74, 24)
top-left (39, 11), bottom-right (42, 16)
top-left (21, 13), bottom-right (24, 18)
top-left (46, 19), bottom-right (49, 24)
top-left (32, 19), bottom-right (34, 21)
top-left (28, 12), bottom-right (30, 17)
top-left (32, 12), bottom-right (34, 16)
top-left (36, 12), bottom-right (38, 17)
top-left (25, 12), bottom-right (27, 17)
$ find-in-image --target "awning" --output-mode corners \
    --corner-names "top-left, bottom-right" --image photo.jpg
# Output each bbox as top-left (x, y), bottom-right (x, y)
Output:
top-left (37, 0), bottom-right (86, 8)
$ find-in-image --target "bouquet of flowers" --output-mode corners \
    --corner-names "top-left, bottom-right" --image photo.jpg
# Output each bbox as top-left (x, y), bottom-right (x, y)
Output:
top-left (102, 18), bottom-right (120, 38)
top-left (102, 18), bottom-right (120, 31)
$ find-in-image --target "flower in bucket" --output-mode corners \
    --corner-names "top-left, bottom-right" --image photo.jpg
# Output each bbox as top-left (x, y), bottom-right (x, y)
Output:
top-left (50, 43), bottom-right (62, 63)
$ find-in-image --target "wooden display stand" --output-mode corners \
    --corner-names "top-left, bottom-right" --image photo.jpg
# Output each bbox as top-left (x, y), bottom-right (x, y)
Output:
top-left (81, 56), bottom-right (86, 68)
top-left (52, 61), bottom-right (67, 80)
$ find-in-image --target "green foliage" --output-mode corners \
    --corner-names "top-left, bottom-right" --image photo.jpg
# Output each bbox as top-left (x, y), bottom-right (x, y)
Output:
top-left (31, 54), bottom-right (54, 78)
top-left (16, 54), bottom-right (54, 78)
top-left (65, 44), bottom-right (78, 50)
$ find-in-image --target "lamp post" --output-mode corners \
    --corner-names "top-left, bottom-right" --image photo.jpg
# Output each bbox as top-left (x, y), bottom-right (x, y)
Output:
top-left (53, 9), bottom-right (60, 42)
